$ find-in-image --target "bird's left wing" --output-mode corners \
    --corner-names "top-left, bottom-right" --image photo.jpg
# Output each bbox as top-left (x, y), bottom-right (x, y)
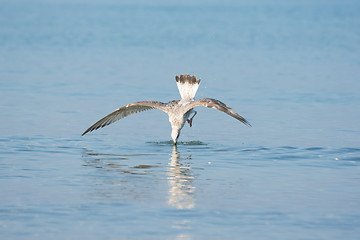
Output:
top-left (82, 101), bottom-right (166, 136)
top-left (184, 98), bottom-right (251, 127)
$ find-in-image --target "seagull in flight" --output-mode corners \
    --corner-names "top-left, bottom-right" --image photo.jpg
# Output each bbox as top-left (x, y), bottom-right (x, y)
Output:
top-left (82, 74), bottom-right (251, 144)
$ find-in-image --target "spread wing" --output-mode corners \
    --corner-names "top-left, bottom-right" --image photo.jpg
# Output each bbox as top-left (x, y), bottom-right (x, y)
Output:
top-left (82, 101), bottom-right (167, 136)
top-left (185, 98), bottom-right (251, 127)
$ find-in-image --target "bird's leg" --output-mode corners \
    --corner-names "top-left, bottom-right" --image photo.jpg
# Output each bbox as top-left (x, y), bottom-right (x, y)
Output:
top-left (187, 111), bottom-right (197, 127)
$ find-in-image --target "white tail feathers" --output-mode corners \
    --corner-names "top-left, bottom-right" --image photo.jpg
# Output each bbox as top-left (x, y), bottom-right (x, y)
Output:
top-left (175, 74), bottom-right (201, 100)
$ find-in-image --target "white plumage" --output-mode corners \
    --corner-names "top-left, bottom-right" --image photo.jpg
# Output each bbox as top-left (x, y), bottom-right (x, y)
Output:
top-left (176, 81), bottom-right (200, 101)
top-left (82, 74), bottom-right (251, 144)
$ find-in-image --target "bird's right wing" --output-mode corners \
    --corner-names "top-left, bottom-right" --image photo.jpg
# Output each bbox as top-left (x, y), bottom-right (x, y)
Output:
top-left (82, 101), bottom-right (166, 136)
top-left (184, 98), bottom-right (251, 127)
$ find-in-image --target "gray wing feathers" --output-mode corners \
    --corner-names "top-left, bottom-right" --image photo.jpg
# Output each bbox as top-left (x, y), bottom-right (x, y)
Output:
top-left (82, 101), bottom-right (166, 136)
top-left (186, 98), bottom-right (251, 127)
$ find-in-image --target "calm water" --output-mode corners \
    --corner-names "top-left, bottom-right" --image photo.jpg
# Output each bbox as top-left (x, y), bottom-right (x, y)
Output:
top-left (1, 0), bottom-right (360, 239)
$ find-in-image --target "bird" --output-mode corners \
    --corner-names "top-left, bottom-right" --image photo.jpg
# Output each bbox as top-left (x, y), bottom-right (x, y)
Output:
top-left (82, 74), bottom-right (251, 144)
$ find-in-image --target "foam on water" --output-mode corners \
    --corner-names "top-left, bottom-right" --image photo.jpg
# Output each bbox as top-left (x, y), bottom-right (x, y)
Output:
top-left (149, 140), bottom-right (207, 146)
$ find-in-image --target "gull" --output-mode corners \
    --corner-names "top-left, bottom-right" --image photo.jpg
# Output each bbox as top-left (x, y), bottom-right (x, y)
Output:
top-left (82, 74), bottom-right (251, 144)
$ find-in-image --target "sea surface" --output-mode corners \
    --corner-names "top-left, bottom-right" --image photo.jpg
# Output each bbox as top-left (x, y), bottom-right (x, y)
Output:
top-left (1, 0), bottom-right (360, 239)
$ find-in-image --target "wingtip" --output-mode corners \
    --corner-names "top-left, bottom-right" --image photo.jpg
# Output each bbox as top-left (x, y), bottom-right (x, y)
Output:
top-left (81, 128), bottom-right (93, 136)
top-left (242, 118), bottom-right (252, 127)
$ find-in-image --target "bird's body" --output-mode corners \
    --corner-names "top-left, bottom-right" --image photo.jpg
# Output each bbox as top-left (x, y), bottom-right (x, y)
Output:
top-left (82, 74), bottom-right (251, 144)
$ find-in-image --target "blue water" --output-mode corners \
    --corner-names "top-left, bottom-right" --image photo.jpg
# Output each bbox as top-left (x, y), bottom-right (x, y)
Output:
top-left (1, 1), bottom-right (360, 239)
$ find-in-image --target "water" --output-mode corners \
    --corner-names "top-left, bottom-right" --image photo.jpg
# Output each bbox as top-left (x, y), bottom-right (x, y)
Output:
top-left (1, 0), bottom-right (360, 239)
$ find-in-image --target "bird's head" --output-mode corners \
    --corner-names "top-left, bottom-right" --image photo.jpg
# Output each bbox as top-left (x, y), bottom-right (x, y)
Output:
top-left (171, 128), bottom-right (180, 145)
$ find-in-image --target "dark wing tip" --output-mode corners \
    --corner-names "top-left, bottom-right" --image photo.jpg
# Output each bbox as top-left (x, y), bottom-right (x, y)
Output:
top-left (81, 101), bottom-right (164, 137)
top-left (193, 98), bottom-right (251, 127)
top-left (81, 125), bottom-right (98, 136)
top-left (230, 111), bottom-right (252, 127)
top-left (81, 129), bottom-right (90, 136)
top-left (242, 118), bottom-right (252, 127)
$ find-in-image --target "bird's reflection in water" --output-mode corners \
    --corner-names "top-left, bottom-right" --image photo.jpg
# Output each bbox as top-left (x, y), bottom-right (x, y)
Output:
top-left (167, 145), bottom-right (195, 210)
top-left (82, 146), bottom-right (194, 239)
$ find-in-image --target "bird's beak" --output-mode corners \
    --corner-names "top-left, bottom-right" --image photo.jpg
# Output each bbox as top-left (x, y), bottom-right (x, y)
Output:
top-left (171, 129), bottom-right (180, 145)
